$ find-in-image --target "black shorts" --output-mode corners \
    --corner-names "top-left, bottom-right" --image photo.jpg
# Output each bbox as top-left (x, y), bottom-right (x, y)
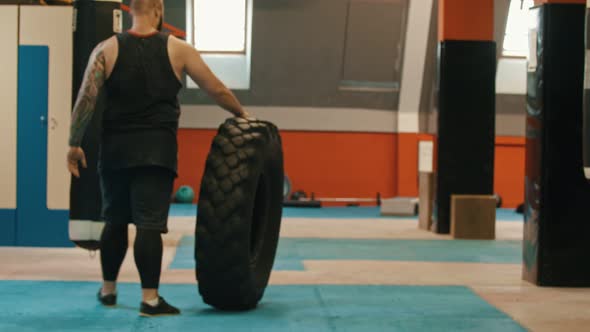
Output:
top-left (99, 166), bottom-right (175, 233)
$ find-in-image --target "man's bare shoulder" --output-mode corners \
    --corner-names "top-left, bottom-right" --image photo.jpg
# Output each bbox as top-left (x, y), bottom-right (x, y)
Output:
top-left (101, 36), bottom-right (118, 52)
top-left (168, 35), bottom-right (197, 54)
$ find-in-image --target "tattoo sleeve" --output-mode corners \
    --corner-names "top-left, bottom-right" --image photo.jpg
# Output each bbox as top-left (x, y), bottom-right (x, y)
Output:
top-left (68, 44), bottom-right (107, 147)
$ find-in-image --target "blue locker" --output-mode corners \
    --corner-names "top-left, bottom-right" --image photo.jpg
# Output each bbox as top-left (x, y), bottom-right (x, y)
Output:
top-left (16, 46), bottom-right (71, 247)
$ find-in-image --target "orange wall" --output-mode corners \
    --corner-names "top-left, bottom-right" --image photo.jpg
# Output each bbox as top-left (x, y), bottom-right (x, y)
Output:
top-left (175, 129), bottom-right (218, 200)
top-left (495, 137), bottom-right (526, 208)
top-left (175, 130), bottom-right (398, 202)
top-left (397, 134), bottom-right (419, 197)
top-left (439, 0), bottom-right (494, 41)
top-left (280, 131), bottom-right (398, 200)
top-left (175, 130), bottom-right (525, 208)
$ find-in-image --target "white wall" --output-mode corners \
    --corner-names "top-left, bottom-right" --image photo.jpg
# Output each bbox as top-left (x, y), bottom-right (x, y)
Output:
top-left (0, 6), bottom-right (18, 210)
top-left (20, 6), bottom-right (73, 210)
top-left (496, 58), bottom-right (527, 95)
top-left (180, 106), bottom-right (398, 132)
top-left (397, 0), bottom-right (434, 133)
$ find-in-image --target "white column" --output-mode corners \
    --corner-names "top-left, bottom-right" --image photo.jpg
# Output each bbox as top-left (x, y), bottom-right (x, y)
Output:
top-left (0, 6), bottom-right (19, 210)
top-left (397, 0), bottom-right (435, 133)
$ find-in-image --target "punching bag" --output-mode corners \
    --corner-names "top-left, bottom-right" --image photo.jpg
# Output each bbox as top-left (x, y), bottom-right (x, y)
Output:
top-left (584, 2), bottom-right (590, 180)
top-left (523, 2), bottom-right (590, 286)
top-left (69, 0), bottom-right (122, 250)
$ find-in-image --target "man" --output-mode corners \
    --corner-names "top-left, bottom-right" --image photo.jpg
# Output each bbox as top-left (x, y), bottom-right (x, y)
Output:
top-left (67, 0), bottom-right (247, 317)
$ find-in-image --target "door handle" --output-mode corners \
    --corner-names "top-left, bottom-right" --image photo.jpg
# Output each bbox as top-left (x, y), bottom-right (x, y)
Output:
top-left (40, 116), bottom-right (58, 129)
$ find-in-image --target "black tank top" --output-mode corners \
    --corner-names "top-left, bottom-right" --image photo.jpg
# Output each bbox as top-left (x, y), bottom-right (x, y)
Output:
top-left (100, 31), bottom-right (183, 174)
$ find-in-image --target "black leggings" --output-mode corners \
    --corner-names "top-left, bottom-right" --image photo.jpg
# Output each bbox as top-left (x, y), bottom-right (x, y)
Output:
top-left (100, 223), bottom-right (163, 289)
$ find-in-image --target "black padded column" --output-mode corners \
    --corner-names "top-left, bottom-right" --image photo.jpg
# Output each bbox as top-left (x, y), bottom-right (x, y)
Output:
top-left (433, 41), bottom-right (496, 234)
top-left (524, 3), bottom-right (590, 286)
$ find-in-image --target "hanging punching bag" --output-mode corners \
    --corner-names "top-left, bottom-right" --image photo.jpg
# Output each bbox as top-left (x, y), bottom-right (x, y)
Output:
top-left (523, 2), bottom-right (590, 286)
top-left (584, 2), bottom-right (590, 180)
top-left (69, 0), bottom-right (122, 250)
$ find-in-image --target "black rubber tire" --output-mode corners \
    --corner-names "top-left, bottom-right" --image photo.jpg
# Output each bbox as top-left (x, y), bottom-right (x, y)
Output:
top-left (283, 175), bottom-right (292, 201)
top-left (196, 117), bottom-right (284, 311)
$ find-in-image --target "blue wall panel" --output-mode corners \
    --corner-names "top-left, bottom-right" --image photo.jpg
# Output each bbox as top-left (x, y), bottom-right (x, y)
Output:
top-left (0, 210), bottom-right (16, 246)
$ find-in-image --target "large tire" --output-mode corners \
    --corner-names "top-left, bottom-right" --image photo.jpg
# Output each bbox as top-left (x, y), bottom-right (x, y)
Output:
top-left (196, 117), bottom-right (284, 310)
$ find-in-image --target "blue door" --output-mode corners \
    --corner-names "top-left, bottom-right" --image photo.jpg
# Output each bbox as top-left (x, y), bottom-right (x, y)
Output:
top-left (16, 46), bottom-right (70, 247)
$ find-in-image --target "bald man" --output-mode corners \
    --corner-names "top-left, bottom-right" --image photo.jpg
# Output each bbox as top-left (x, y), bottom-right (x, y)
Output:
top-left (67, 0), bottom-right (247, 317)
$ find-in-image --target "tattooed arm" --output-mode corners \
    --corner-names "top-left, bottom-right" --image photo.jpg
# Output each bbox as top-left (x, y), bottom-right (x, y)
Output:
top-left (69, 43), bottom-right (107, 147)
top-left (67, 43), bottom-right (107, 178)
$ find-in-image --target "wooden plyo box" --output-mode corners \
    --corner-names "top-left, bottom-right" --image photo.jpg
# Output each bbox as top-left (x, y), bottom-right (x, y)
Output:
top-left (418, 172), bottom-right (435, 231)
top-left (451, 195), bottom-right (496, 240)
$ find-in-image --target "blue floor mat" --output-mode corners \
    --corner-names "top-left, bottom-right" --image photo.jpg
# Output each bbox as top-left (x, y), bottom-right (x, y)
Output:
top-left (280, 207), bottom-right (406, 219)
top-left (0, 281), bottom-right (525, 332)
top-left (170, 205), bottom-right (523, 222)
top-left (169, 205), bottom-right (403, 219)
top-left (496, 209), bottom-right (524, 222)
top-left (169, 204), bottom-right (198, 217)
top-left (170, 237), bottom-right (522, 271)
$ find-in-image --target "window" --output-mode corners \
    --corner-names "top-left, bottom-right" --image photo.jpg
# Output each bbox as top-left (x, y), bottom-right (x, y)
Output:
top-left (187, 0), bottom-right (252, 89)
top-left (502, 0), bottom-right (534, 57)
top-left (193, 0), bottom-right (247, 53)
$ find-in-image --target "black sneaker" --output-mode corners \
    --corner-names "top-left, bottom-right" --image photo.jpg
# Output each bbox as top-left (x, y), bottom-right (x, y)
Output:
top-left (97, 289), bottom-right (117, 307)
top-left (139, 297), bottom-right (181, 317)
